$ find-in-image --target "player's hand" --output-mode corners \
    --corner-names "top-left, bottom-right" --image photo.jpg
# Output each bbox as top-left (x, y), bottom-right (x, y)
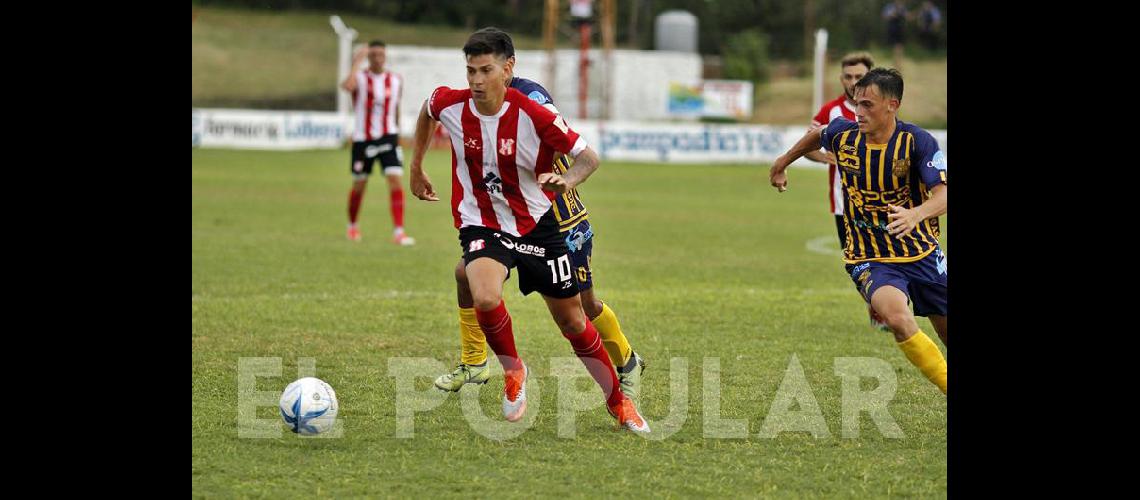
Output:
top-left (410, 168), bottom-right (439, 201)
top-left (769, 163), bottom-right (788, 192)
top-left (352, 46), bottom-right (368, 63)
top-left (538, 173), bottom-right (569, 193)
top-left (886, 204), bottom-right (921, 236)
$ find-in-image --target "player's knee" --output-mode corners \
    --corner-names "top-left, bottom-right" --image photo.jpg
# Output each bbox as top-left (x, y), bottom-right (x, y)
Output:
top-left (554, 313), bottom-right (586, 335)
top-left (882, 310), bottom-right (917, 334)
top-left (471, 294), bottom-right (502, 312)
top-left (582, 299), bottom-right (603, 319)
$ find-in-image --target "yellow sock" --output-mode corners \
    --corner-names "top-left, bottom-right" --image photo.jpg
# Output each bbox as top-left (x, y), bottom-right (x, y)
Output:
top-left (590, 303), bottom-right (632, 367)
top-left (458, 307), bottom-right (488, 366)
top-left (897, 330), bottom-right (947, 394)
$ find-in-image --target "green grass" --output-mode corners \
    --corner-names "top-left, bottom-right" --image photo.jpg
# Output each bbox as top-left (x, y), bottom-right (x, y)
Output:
top-left (192, 148), bottom-right (947, 497)
top-left (192, 6), bottom-right (555, 110)
top-left (754, 52), bottom-right (947, 129)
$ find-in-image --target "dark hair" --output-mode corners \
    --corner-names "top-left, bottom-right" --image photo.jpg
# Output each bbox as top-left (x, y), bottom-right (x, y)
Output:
top-left (840, 51), bottom-right (874, 71)
top-left (855, 67), bottom-right (904, 101)
top-left (368, 40), bottom-right (386, 48)
top-left (462, 27), bottom-right (515, 59)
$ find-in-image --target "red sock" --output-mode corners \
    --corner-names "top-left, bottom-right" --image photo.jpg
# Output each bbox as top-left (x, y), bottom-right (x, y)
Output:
top-left (476, 301), bottom-right (522, 371)
top-left (348, 188), bottom-right (364, 224)
top-left (390, 189), bottom-right (405, 229)
top-left (563, 319), bottom-right (623, 407)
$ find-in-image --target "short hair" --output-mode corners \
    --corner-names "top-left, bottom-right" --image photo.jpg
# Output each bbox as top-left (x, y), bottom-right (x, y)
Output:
top-left (368, 40), bottom-right (386, 48)
top-left (855, 67), bottom-right (904, 101)
top-left (840, 51), bottom-right (875, 71)
top-left (463, 27), bottom-right (515, 60)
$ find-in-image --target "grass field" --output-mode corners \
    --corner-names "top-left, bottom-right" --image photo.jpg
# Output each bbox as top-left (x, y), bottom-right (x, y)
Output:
top-left (192, 148), bottom-right (947, 497)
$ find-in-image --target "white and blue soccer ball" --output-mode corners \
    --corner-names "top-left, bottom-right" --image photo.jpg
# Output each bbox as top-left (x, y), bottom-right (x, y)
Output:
top-left (279, 377), bottom-right (338, 435)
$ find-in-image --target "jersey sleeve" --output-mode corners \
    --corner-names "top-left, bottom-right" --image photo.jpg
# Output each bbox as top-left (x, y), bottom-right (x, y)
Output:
top-left (820, 117), bottom-right (858, 152)
top-left (912, 129), bottom-right (946, 188)
top-left (427, 86), bottom-right (466, 120)
top-left (521, 96), bottom-right (585, 156)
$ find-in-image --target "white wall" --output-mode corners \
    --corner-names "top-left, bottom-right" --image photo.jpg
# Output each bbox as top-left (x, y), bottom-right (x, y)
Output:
top-left (386, 45), bottom-right (703, 131)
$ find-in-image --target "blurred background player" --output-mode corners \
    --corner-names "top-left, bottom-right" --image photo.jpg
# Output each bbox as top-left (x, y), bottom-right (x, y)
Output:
top-left (769, 68), bottom-right (947, 394)
top-left (804, 52), bottom-right (887, 330)
top-left (881, 0), bottom-right (909, 70)
top-left (410, 28), bottom-right (645, 402)
top-left (409, 28), bottom-right (649, 432)
top-left (341, 40), bottom-right (414, 245)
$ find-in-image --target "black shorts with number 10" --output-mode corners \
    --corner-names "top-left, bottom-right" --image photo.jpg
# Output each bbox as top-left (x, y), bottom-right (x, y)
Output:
top-left (459, 210), bottom-right (579, 299)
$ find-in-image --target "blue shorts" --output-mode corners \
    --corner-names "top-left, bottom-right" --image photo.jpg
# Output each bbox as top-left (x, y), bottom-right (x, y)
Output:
top-left (564, 220), bottom-right (594, 291)
top-left (846, 248), bottom-right (947, 317)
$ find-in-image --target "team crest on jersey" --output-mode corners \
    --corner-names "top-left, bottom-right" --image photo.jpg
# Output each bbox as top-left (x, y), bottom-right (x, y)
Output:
top-left (469, 239), bottom-right (485, 252)
top-left (837, 144), bottom-right (861, 172)
top-left (892, 157), bottom-right (910, 177)
top-left (464, 137), bottom-right (480, 150)
top-left (499, 138), bottom-right (515, 156)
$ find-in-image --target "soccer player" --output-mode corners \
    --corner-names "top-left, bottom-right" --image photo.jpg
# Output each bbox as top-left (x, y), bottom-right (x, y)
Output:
top-left (806, 52), bottom-right (888, 330)
top-left (408, 29), bottom-right (645, 402)
top-left (769, 68), bottom-right (947, 394)
top-left (408, 28), bottom-right (650, 432)
top-left (341, 40), bottom-right (414, 245)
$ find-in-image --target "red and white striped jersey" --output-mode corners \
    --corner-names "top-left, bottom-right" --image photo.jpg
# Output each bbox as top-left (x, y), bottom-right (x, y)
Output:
top-left (428, 86), bottom-right (588, 237)
top-left (813, 95), bottom-right (857, 216)
top-left (351, 70), bottom-right (401, 142)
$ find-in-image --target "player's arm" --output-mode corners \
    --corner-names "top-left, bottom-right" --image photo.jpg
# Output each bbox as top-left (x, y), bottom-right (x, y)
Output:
top-left (340, 47), bottom-right (367, 94)
top-left (409, 101), bottom-right (439, 201)
top-left (769, 125), bottom-right (827, 192)
top-left (887, 184), bottom-right (945, 236)
top-left (888, 133), bottom-right (947, 235)
top-left (540, 146), bottom-right (599, 193)
top-left (804, 115), bottom-right (836, 165)
top-left (805, 149), bottom-right (837, 165)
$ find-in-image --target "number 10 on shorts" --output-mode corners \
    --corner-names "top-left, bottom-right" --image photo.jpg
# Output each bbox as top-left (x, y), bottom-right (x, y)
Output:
top-left (547, 255), bottom-right (572, 283)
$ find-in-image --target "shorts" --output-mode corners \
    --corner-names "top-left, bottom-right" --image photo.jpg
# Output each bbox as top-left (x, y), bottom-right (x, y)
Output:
top-left (846, 247), bottom-right (947, 317)
top-left (351, 135), bottom-right (403, 179)
top-left (459, 210), bottom-right (580, 299)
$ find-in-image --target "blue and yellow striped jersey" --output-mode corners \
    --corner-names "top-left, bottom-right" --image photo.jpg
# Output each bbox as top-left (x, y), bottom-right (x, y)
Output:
top-left (510, 76), bottom-right (589, 233)
top-left (821, 118), bottom-right (947, 264)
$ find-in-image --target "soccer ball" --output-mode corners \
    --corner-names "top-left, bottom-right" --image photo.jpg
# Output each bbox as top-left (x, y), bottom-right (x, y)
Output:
top-left (279, 377), bottom-right (338, 435)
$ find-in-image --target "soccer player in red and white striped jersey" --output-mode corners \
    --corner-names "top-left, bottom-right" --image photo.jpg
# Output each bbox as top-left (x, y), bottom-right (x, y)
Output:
top-left (805, 52), bottom-right (888, 330)
top-left (341, 40), bottom-right (413, 245)
top-left (408, 29), bottom-right (648, 433)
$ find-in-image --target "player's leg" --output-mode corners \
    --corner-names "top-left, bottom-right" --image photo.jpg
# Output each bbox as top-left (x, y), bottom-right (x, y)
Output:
top-left (434, 258), bottom-right (492, 391)
top-left (466, 256), bottom-right (528, 421)
top-left (909, 250), bottom-right (948, 347)
top-left (541, 292), bottom-right (647, 433)
top-left (579, 282), bottom-right (644, 402)
top-left (521, 217), bottom-right (649, 432)
top-left (347, 141), bottom-right (373, 241)
top-left (381, 138), bottom-right (413, 245)
top-left (869, 284), bottom-right (947, 394)
top-left (928, 315), bottom-right (947, 346)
